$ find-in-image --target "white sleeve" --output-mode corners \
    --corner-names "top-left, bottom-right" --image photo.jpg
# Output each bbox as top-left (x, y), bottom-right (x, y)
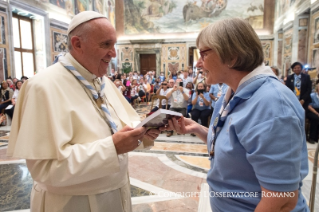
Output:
top-left (26, 136), bottom-right (120, 187)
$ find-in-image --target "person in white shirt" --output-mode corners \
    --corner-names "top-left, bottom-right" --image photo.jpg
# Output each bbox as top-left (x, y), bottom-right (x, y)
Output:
top-left (150, 80), bottom-right (171, 113)
top-left (181, 70), bottom-right (193, 87)
top-left (114, 79), bottom-right (126, 92)
top-left (166, 78), bottom-right (190, 137)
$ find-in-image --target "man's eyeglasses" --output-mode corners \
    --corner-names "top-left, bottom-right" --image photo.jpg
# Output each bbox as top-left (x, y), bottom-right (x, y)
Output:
top-left (199, 49), bottom-right (212, 61)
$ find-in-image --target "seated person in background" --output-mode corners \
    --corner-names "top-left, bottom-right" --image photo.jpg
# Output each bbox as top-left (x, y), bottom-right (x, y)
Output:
top-left (126, 76), bottom-right (133, 87)
top-left (121, 74), bottom-right (127, 86)
top-left (153, 78), bottom-right (161, 93)
top-left (7, 78), bottom-right (15, 91)
top-left (130, 79), bottom-right (139, 104)
top-left (123, 84), bottom-right (132, 103)
top-left (306, 83), bottom-right (319, 143)
top-left (12, 78), bottom-right (18, 85)
top-left (209, 82), bottom-right (228, 113)
top-left (166, 78), bottom-right (190, 137)
top-left (138, 78), bottom-right (146, 98)
top-left (133, 71), bottom-right (139, 80)
top-left (181, 70), bottom-right (193, 88)
top-left (0, 81), bottom-right (13, 113)
top-left (114, 79), bottom-right (126, 92)
top-left (5, 80), bottom-right (23, 119)
top-left (127, 72), bottom-right (133, 80)
top-left (159, 72), bottom-right (165, 83)
top-left (150, 80), bottom-right (171, 113)
top-left (186, 82), bottom-right (195, 117)
top-left (190, 82), bottom-right (212, 128)
top-left (112, 71), bottom-right (120, 81)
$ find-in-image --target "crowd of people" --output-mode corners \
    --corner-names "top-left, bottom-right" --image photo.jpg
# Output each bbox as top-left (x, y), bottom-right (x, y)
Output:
top-left (0, 76), bottom-right (28, 124)
top-left (108, 67), bottom-right (224, 137)
top-left (109, 59), bottom-right (319, 142)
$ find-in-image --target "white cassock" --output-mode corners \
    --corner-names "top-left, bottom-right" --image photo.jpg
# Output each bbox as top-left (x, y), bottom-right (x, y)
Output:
top-left (7, 53), bottom-right (152, 212)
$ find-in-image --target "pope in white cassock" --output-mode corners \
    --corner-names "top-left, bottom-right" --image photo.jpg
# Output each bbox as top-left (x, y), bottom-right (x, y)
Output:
top-left (7, 11), bottom-right (160, 212)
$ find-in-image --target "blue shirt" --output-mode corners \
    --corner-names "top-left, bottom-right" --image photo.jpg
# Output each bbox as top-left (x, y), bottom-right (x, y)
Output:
top-left (192, 92), bottom-right (211, 110)
top-left (207, 70), bottom-right (309, 211)
top-left (309, 92), bottom-right (319, 109)
top-left (209, 83), bottom-right (228, 108)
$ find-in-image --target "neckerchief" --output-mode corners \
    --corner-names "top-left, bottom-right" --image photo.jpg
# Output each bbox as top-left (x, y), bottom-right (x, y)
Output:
top-left (209, 88), bottom-right (241, 156)
top-left (58, 55), bottom-right (118, 134)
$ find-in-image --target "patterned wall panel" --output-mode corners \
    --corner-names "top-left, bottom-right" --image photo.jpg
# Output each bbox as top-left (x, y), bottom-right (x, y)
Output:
top-left (50, 27), bottom-right (67, 63)
top-left (298, 18), bottom-right (308, 66)
top-left (277, 32), bottom-right (283, 72)
top-left (0, 11), bottom-right (10, 80)
top-left (283, 27), bottom-right (293, 75)
top-left (261, 40), bottom-right (273, 66)
top-left (161, 43), bottom-right (187, 78)
top-left (119, 45), bottom-right (134, 73)
top-left (310, 10), bottom-right (319, 72)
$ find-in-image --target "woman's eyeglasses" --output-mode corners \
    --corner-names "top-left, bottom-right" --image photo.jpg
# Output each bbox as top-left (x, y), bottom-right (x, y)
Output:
top-left (199, 49), bottom-right (212, 61)
top-left (162, 84), bottom-right (167, 86)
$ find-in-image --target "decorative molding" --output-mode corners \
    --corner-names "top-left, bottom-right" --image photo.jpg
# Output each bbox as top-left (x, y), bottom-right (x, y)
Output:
top-left (10, 0), bottom-right (47, 16)
top-left (283, 21), bottom-right (294, 31)
top-left (311, 0), bottom-right (319, 13)
top-left (130, 39), bottom-right (164, 44)
top-left (259, 35), bottom-right (275, 40)
top-left (296, 0), bottom-right (311, 16)
top-left (50, 18), bottom-right (68, 30)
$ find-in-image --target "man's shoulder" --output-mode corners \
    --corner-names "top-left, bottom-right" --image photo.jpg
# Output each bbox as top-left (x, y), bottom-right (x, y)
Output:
top-left (27, 63), bottom-right (73, 89)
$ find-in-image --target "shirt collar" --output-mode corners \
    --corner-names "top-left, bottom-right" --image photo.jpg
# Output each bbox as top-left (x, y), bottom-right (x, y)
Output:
top-left (65, 53), bottom-right (97, 82)
top-left (225, 63), bottom-right (276, 100)
top-left (294, 74), bottom-right (302, 79)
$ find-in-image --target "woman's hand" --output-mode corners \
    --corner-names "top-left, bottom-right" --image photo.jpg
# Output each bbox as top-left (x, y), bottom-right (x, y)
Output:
top-left (199, 93), bottom-right (204, 98)
top-left (159, 116), bottom-right (200, 135)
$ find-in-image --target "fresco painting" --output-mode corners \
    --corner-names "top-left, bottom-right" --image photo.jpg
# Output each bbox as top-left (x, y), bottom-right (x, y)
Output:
top-left (74, 0), bottom-right (92, 14)
top-left (125, 0), bottom-right (265, 34)
top-left (107, 0), bottom-right (115, 27)
top-left (49, 0), bottom-right (66, 9)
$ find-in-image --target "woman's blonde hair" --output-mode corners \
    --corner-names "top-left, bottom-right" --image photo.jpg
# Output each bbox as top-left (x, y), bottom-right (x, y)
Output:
top-left (196, 18), bottom-right (264, 72)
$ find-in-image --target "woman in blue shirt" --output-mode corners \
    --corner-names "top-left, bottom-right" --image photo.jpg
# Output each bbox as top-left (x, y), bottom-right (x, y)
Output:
top-left (162, 18), bottom-right (309, 212)
top-left (306, 83), bottom-right (319, 143)
top-left (190, 82), bottom-right (212, 127)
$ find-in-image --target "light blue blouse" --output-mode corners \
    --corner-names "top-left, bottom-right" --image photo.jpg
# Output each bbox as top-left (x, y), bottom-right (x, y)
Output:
top-left (207, 72), bottom-right (309, 212)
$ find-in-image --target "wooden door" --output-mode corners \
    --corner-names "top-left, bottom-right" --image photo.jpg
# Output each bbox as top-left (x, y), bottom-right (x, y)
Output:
top-left (140, 54), bottom-right (156, 75)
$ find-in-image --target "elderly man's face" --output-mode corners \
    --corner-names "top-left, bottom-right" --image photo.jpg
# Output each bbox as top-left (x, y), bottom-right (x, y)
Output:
top-left (75, 18), bottom-right (116, 77)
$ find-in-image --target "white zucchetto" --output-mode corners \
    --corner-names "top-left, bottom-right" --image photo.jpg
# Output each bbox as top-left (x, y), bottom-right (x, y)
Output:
top-left (67, 11), bottom-right (107, 35)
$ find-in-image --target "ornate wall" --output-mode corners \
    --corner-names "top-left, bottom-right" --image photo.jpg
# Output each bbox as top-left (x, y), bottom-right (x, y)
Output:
top-left (261, 40), bottom-right (273, 66)
top-left (309, 8), bottom-right (319, 71)
top-left (161, 43), bottom-right (187, 77)
top-left (0, 10), bottom-right (10, 79)
top-left (283, 27), bottom-right (293, 74)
